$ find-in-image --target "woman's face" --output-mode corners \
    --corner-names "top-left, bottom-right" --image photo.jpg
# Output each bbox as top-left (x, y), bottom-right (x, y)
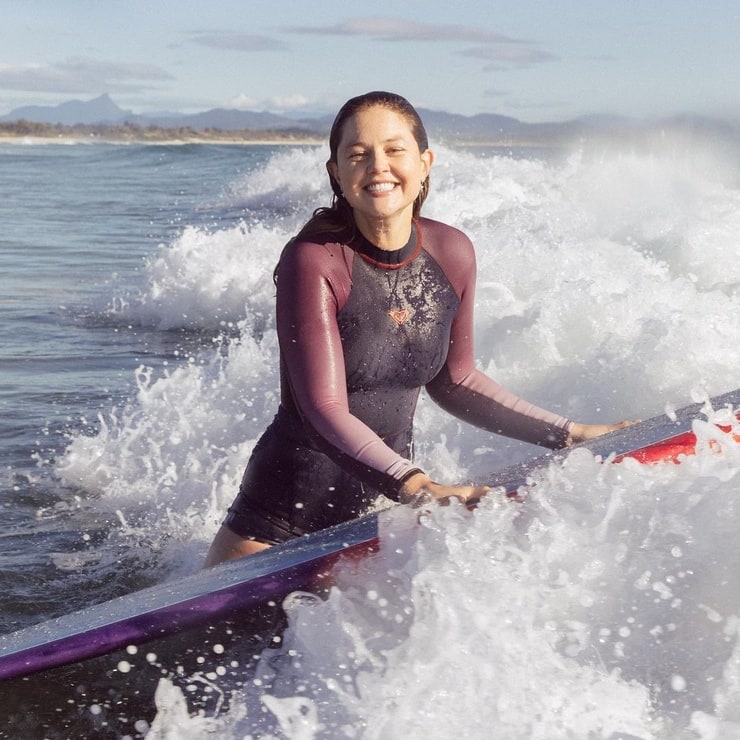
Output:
top-left (327, 106), bottom-right (433, 240)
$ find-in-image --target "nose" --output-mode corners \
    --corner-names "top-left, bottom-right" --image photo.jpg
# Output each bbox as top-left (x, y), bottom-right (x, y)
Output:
top-left (367, 148), bottom-right (390, 172)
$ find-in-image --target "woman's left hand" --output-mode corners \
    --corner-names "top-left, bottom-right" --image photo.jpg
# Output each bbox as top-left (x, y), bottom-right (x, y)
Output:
top-left (566, 419), bottom-right (639, 445)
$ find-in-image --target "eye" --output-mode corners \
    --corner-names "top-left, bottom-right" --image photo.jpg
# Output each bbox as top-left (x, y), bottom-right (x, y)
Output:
top-left (348, 150), bottom-right (366, 161)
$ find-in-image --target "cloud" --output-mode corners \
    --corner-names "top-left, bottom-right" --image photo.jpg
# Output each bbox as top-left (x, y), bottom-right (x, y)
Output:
top-left (506, 98), bottom-right (567, 111)
top-left (288, 15), bottom-right (554, 71)
top-left (190, 31), bottom-right (286, 51)
top-left (0, 58), bottom-right (173, 94)
top-left (460, 45), bottom-right (558, 70)
top-left (230, 93), bottom-right (313, 113)
top-left (288, 15), bottom-right (517, 44)
top-left (484, 87), bottom-right (511, 99)
top-left (230, 93), bottom-right (260, 109)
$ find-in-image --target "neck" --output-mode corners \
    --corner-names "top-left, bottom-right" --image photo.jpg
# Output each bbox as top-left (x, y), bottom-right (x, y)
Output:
top-left (354, 214), bottom-right (413, 250)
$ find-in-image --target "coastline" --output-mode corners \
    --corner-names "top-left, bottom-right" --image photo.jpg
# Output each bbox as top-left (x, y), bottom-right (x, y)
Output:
top-left (0, 120), bottom-right (326, 146)
top-left (0, 132), bottom-right (560, 149)
top-left (0, 134), bottom-right (326, 146)
top-left (0, 121), bottom-right (558, 148)
top-left (0, 134), bottom-right (326, 147)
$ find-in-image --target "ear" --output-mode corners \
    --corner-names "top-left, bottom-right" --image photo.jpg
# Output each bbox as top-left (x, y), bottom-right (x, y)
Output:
top-left (326, 160), bottom-right (340, 188)
top-left (420, 149), bottom-right (434, 180)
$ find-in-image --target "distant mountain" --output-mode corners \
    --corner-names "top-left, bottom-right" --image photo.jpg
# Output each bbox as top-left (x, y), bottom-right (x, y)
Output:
top-left (137, 108), bottom-right (313, 132)
top-left (1, 94), bottom-right (331, 133)
top-left (1, 94), bottom-right (131, 125)
top-left (419, 109), bottom-right (521, 137)
top-left (2, 94), bottom-right (738, 144)
top-left (0, 94), bottom-right (323, 132)
top-left (0, 93), bottom-right (571, 139)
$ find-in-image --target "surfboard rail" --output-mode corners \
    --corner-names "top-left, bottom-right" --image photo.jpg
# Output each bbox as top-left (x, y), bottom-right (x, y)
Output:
top-left (1, 387), bottom-right (738, 681)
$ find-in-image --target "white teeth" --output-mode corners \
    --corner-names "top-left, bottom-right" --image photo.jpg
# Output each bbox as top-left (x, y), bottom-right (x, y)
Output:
top-left (366, 182), bottom-right (395, 193)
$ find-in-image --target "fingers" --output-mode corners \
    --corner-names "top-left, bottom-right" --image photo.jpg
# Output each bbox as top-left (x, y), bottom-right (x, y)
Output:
top-left (458, 485), bottom-right (491, 509)
top-left (465, 484), bottom-right (491, 504)
top-left (407, 483), bottom-right (491, 508)
top-left (605, 419), bottom-right (641, 435)
top-left (569, 419), bottom-right (643, 444)
top-left (438, 484), bottom-right (491, 506)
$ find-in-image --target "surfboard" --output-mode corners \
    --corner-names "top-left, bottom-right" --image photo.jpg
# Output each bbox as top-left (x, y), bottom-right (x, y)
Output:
top-left (486, 387), bottom-right (740, 494)
top-left (0, 387), bottom-right (738, 683)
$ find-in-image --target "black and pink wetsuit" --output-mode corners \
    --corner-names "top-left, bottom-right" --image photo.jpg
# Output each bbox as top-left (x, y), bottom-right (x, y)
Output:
top-left (225, 217), bottom-right (571, 543)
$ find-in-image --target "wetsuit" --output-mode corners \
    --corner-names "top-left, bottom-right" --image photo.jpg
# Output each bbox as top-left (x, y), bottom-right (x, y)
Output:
top-left (225, 217), bottom-right (571, 543)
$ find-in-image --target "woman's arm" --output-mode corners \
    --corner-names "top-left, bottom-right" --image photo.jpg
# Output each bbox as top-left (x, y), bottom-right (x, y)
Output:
top-left (276, 240), bottom-right (422, 494)
top-left (424, 228), bottom-right (572, 448)
top-left (423, 219), bottom-right (627, 449)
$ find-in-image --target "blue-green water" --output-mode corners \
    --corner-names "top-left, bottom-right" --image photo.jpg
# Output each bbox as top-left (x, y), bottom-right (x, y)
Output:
top-left (0, 137), bottom-right (739, 738)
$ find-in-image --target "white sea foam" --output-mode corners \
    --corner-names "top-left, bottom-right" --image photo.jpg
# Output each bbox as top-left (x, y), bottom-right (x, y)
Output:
top-left (56, 138), bottom-right (740, 737)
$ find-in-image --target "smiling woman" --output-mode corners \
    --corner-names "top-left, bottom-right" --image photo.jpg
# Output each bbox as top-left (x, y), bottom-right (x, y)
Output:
top-left (326, 104), bottom-right (433, 248)
top-left (205, 90), bottom-right (630, 566)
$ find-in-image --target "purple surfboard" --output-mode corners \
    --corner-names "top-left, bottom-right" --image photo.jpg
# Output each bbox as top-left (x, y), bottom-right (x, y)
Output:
top-left (1, 387), bottom-right (737, 681)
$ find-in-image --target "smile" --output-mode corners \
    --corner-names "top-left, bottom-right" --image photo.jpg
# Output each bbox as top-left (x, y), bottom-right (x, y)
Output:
top-left (365, 182), bottom-right (396, 193)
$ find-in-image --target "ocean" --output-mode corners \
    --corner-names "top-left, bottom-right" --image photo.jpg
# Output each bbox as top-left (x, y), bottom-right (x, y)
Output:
top-left (0, 132), bottom-right (739, 738)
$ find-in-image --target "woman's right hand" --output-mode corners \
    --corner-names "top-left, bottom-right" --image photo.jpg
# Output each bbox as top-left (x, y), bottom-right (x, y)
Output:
top-left (566, 419), bottom-right (640, 445)
top-left (400, 472), bottom-right (490, 507)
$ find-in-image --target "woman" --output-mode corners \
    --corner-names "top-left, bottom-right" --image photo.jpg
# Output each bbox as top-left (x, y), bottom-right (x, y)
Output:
top-left (205, 91), bottom-right (627, 566)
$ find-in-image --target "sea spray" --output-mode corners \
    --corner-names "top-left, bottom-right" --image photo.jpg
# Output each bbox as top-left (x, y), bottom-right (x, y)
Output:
top-left (147, 406), bottom-right (739, 738)
top-left (36, 138), bottom-right (740, 737)
top-left (86, 142), bottom-right (740, 496)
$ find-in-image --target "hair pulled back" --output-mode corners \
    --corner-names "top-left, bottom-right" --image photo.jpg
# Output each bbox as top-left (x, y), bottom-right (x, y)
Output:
top-left (294, 91), bottom-right (431, 243)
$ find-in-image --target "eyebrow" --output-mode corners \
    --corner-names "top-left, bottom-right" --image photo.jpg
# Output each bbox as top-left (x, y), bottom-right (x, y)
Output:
top-left (343, 136), bottom-right (408, 149)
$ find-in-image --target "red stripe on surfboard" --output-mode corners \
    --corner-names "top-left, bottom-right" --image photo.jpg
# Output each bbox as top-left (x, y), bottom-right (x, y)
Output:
top-left (616, 431), bottom-right (697, 464)
top-left (615, 419), bottom-right (740, 465)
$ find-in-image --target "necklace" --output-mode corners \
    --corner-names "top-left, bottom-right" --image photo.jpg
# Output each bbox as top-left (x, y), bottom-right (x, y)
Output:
top-left (387, 269), bottom-right (411, 326)
top-left (351, 221), bottom-right (423, 327)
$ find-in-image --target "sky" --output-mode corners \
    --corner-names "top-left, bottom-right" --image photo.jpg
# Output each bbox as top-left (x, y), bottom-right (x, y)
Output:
top-left (1, 0), bottom-right (739, 123)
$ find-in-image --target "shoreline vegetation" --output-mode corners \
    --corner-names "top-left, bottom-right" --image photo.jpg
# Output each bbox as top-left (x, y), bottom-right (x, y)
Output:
top-left (3, 117), bottom-right (736, 150)
top-left (0, 119), bottom-right (326, 145)
top-left (0, 119), bottom-right (552, 147)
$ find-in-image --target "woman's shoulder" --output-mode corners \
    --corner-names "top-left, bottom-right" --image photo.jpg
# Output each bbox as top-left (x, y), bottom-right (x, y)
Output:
top-left (280, 233), bottom-right (352, 267)
top-left (418, 217), bottom-right (476, 264)
top-left (277, 235), bottom-right (354, 304)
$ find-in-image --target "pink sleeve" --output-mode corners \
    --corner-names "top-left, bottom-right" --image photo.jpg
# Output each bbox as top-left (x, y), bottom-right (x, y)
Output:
top-left (276, 240), bottom-right (420, 490)
top-left (423, 221), bottom-right (572, 449)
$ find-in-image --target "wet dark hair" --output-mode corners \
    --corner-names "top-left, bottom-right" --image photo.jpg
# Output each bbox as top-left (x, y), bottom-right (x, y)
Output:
top-left (294, 91), bottom-right (431, 243)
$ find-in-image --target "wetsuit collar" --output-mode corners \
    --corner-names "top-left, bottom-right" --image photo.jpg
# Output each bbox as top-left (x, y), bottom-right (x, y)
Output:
top-left (351, 221), bottom-right (422, 269)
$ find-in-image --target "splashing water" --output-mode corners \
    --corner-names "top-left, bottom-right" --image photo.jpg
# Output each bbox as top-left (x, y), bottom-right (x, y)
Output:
top-left (144, 411), bottom-right (740, 739)
top-left (51, 135), bottom-right (740, 738)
